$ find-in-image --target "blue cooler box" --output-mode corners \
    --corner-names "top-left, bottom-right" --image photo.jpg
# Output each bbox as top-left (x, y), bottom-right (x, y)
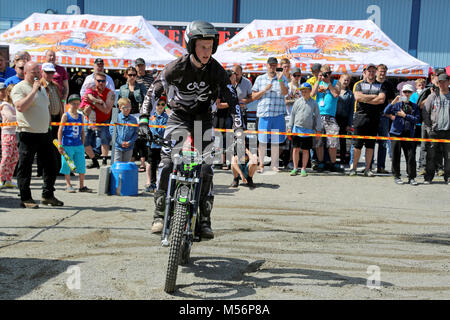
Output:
top-left (110, 162), bottom-right (138, 196)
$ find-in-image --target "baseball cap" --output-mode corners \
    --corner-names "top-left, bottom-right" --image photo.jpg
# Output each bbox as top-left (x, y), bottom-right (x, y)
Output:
top-left (94, 58), bottom-right (104, 64)
top-left (299, 83), bottom-right (312, 90)
top-left (135, 58), bottom-right (145, 65)
top-left (0, 82), bottom-right (6, 90)
top-left (363, 63), bottom-right (376, 71)
top-left (311, 63), bottom-right (322, 72)
top-left (67, 94), bottom-right (81, 103)
top-left (402, 84), bottom-right (414, 92)
top-left (435, 68), bottom-right (445, 76)
top-left (292, 67), bottom-right (301, 75)
top-left (42, 63), bottom-right (56, 72)
top-left (438, 73), bottom-right (449, 81)
top-left (267, 57), bottom-right (278, 64)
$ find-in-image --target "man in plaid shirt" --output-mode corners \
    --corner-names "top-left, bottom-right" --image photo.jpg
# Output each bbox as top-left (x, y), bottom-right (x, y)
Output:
top-left (251, 57), bottom-right (289, 172)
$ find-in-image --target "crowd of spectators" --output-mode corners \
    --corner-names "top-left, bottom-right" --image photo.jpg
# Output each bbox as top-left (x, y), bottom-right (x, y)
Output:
top-left (1, 49), bottom-right (449, 208)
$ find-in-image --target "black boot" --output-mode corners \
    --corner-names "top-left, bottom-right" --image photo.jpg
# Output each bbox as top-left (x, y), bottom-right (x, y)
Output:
top-left (199, 195), bottom-right (214, 239)
top-left (87, 157), bottom-right (100, 169)
top-left (151, 190), bottom-right (166, 234)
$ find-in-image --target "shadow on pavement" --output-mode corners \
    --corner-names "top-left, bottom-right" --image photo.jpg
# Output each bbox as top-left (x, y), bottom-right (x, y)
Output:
top-left (173, 256), bottom-right (393, 299)
top-left (0, 257), bottom-right (81, 299)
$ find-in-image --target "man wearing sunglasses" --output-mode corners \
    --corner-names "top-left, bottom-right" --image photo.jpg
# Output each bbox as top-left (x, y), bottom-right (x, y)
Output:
top-left (140, 21), bottom-right (244, 238)
top-left (80, 58), bottom-right (115, 98)
top-left (80, 72), bottom-right (115, 168)
top-left (4, 59), bottom-right (26, 87)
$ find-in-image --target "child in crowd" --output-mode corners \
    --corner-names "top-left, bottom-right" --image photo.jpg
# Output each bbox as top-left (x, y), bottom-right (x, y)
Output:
top-left (80, 82), bottom-right (101, 127)
top-left (230, 147), bottom-right (257, 189)
top-left (287, 83), bottom-right (322, 177)
top-left (57, 94), bottom-right (91, 192)
top-left (384, 84), bottom-right (420, 185)
top-left (110, 97), bottom-right (138, 163)
top-left (145, 96), bottom-right (168, 192)
top-left (0, 84), bottom-right (19, 188)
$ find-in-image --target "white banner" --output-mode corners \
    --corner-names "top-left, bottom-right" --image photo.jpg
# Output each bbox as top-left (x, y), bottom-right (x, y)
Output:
top-left (0, 13), bottom-right (186, 69)
top-left (214, 19), bottom-right (429, 77)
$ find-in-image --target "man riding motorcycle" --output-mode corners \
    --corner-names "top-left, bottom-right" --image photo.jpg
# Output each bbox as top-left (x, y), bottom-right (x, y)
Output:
top-left (140, 20), bottom-right (244, 239)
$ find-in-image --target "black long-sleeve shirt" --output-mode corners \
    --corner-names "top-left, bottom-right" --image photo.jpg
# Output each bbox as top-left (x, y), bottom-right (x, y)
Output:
top-left (142, 54), bottom-right (243, 129)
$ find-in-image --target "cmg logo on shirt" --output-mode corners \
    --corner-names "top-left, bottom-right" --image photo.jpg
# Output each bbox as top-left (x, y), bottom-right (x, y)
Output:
top-left (186, 81), bottom-right (206, 91)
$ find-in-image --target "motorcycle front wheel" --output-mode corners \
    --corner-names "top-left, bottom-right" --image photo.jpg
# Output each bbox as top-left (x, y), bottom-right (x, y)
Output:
top-left (164, 201), bottom-right (188, 293)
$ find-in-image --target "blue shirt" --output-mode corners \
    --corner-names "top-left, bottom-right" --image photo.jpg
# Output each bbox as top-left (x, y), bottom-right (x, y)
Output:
top-left (409, 92), bottom-right (419, 104)
top-left (0, 67), bottom-right (16, 83)
top-left (316, 79), bottom-right (338, 117)
top-left (62, 112), bottom-right (83, 146)
top-left (147, 111), bottom-right (169, 149)
top-left (4, 75), bottom-right (22, 87)
top-left (110, 112), bottom-right (138, 151)
top-left (384, 102), bottom-right (420, 137)
top-left (252, 73), bottom-right (288, 118)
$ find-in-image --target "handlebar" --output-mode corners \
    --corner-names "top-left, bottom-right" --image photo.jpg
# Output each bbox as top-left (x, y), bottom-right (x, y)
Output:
top-left (148, 133), bottom-right (239, 163)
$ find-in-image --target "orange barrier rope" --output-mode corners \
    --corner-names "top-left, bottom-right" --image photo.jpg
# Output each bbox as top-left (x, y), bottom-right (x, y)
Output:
top-left (1, 121), bottom-right (449, 143)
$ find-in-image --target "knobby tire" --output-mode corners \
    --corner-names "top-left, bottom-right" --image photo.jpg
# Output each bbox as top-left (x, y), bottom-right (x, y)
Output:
top-left (164, 201), bottom-right (188, 293)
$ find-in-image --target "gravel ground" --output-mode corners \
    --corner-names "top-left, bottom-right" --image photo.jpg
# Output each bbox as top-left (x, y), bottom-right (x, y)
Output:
top-left (0, 158), bottom-right (449, 300)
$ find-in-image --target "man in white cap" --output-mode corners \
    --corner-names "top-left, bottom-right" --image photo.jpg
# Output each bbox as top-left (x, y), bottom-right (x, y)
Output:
top-left (383, 84), bottom-right (420, 185)
top-left (44, 50), bottom-right (69, 102)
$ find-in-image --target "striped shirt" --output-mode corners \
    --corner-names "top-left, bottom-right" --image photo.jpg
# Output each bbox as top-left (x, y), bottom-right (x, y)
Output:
top-left (252, 73), bottom-right (288, 118)
top-left (136, 72), bottom-right (154, 93)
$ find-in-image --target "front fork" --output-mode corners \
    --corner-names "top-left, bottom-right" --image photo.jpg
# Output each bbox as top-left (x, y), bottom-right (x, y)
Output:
top-left (160, 173), bottom-right (203, 246)
top-left (161, 171), bottom-right (177, 247)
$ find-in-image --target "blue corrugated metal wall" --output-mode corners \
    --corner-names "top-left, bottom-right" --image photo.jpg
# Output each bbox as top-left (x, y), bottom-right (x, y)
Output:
top-left (0, 0), bottom-right (74, 18)
top-left (417, 0), bottom-right (450, 67)
top-left (84, 0), bottom-right (233, 23)
top-left (239, 0), bottom-right (412, 50)
top-left (0, 0), bottom-right (448, 67)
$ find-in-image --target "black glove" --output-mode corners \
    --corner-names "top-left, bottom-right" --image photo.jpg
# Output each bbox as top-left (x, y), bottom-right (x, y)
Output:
top-left (138, 116), bottom-right (152, 142)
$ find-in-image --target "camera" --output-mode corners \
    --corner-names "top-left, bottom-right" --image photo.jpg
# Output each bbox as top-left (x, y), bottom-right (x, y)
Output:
top-left (276, 67), bottom-right (283, 72)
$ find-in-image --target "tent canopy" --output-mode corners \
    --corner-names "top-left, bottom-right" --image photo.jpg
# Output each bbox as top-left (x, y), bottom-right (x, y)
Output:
top-left (0, 13), bottom-right (186, 69)
top-left (214, 19), bottom-right (429, 77)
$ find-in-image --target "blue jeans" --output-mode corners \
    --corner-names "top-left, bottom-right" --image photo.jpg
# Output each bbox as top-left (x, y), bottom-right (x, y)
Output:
top-left (371, 116), bottom-right (390, 169)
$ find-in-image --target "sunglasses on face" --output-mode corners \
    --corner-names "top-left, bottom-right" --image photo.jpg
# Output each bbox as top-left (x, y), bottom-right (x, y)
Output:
top-left (157, 102), bottom-right (166, 106)
top-left (95, 79), bottom-right (106, 83)
top-left (17, 66), bottom-right (24, 70)
top-left (127, 74), bottom-right (137, 77)
top-left (293, 74), bottom-right (301, 77)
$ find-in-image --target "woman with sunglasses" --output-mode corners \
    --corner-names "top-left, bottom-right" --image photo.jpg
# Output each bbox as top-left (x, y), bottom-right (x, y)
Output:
top-left (119, 66), bottom-right (147, 171)
top-left (285, 67), bottom-right (303, 116)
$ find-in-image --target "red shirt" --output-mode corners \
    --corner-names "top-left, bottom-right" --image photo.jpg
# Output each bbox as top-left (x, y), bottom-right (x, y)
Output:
top-left (52, 64), bottom-right (68, 96)
top-left (94, 87), bottom-right (112, 123)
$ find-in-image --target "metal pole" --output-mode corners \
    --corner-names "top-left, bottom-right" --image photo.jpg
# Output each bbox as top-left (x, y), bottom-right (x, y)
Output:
top-left (77, 0), bottom-right (85, 14)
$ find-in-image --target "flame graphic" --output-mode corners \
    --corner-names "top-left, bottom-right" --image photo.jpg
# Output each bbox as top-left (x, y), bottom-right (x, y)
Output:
top-left (84, 32), bottom-right (144, 50)
top-left (5, 31), bottom-right (144, 51)
top-left (232, 36), bottom-right (300, 54)
top-left (7, 31), bottom-right (71, 45)
top-left (313, 35), bottom-right (384, 54)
